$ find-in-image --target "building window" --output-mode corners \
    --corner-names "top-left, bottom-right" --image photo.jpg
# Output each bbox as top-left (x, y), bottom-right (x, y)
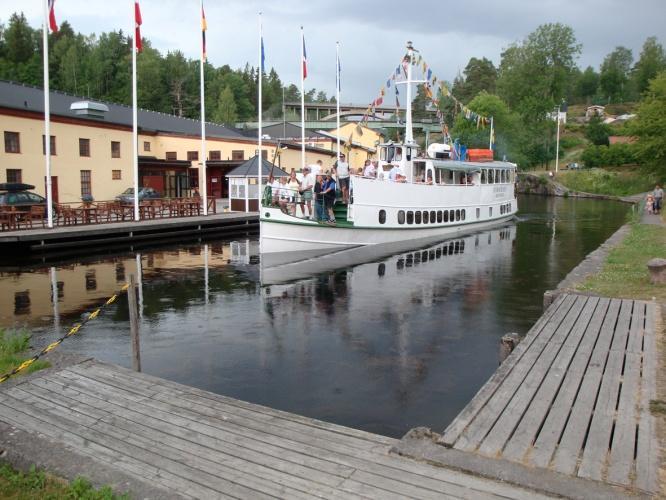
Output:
top-left (80, 170), bottom-right (92, 197)
top-left (111, 141), bottom-right (121, 158)
top-left (79, 138), bottom-right (90, 157)
top-left (231, 150), bottom-right (244, 161)
top-left (209, 150), bottom-right (221, 161)
top-left (143, 141), bottom-right (151, 152)
top-left (6, 169), bottom-right (22, 183)
top-left (165, 151), bottom-right (177, 160)
top-left (112, 170), bottom-right (122, 180)
top-left (398, 210), bottom-right (405, 224)
top-left (4, 131), bottom-right (20, 153)
top-left (42, 135), bottom-right (56, 155)
top-left (187, 151), bottom-right (199, 161)
top-left (378, 209), bottom-right (386, 224)
top-left (407, 211), bottom-right (414, 224)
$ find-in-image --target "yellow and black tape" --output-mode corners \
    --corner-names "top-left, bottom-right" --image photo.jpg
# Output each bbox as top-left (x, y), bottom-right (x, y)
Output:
top-left (0, 283), bottom-right (130, 384)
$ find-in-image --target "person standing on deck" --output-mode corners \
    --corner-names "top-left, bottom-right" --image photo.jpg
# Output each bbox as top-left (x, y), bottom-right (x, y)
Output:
top-left (654, 184), bottom-right (663, 214)
top-left (322, 173), bottom-right (337, 224)
top-left (299, 166), bottom-right (315, 219)
top-left (313, 174), bottom-right (325, 221)
top-left (335, 153), bottom-right (350, 204)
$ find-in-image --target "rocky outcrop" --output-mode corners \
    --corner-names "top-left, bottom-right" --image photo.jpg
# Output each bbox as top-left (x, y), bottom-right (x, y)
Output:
top-left (516, 173), bottom-right (569, 196)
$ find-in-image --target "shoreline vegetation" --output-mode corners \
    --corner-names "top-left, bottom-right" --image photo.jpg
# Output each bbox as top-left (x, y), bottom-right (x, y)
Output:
top-left (0, 329), bottom-right (50, 380)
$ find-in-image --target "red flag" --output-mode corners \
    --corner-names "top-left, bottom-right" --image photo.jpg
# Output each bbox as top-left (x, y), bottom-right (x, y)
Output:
top-left (48, 0), bottom-right (58, 32)
top-left (302, 34), bottom-right (307, 79)
top-left (134, 0), bottom-right (143, 52)
top-left (201, 4), bottom-right (207, 61)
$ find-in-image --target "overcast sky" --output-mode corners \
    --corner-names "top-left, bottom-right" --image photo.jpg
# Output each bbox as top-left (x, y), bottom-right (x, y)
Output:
top-left (6, 0), bottom-right (666, 103)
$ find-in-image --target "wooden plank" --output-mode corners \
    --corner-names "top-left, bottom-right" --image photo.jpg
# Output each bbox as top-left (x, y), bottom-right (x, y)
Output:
top-left (635, 302), bottom-right (659, 493)
top-left (502, 296), bottom-right (601, 462)
top-left (69, 361), bottom-right (395, 449)
top-left (45, 369), bottom-right (526, 499)
top-left (479, 295), bottom-right (593, 457)
top-left (455, 294), bottom-right (582, 452)
top-left (550, 298), bottom-right (623, 475)
top-left (577, 299), bottom-right (634, 481)
top-left (0, 397), bottom-right (229, 499)
top-left (440, 293), bottom-right (573, 447)
top-left (528, 298), bottom-right (611, 468)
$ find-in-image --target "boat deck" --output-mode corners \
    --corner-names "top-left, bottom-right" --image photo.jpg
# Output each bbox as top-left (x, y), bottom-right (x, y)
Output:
top-left (0, 359), bottom-right (552, 499)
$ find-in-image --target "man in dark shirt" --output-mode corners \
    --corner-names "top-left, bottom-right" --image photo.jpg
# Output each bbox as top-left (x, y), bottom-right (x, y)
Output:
top-left (313, 174), bottom-right (325, 221)
top-left (322, 173), bottom-right (337, 224)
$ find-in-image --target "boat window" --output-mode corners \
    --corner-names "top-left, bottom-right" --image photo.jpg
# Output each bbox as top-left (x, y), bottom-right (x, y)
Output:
top-left (379, 209), bottom-right (386, 224)
top-left (461, 209), bottom-right (466, 220)
top-left (415, 211), bottom-right (422, 224)
top-left (455, 209), bottom-right (460, 221)
top-left (449, 210), bottom-right (454, 221)
top-left (476, 208), bottom-right (480, 219)
top-left (481, 169), bottom-right (487, 184)
top-left (501, 170), bottom-right (507, 183)
top-left (406, 148), bottom-right (412, 161)
top-left (430, 211), bottom-right (436, 223)
top-left (444, 210), bottom-right (449, 222)
top-left (489, 170), bottom-right (494, 184)
top-left (407, 211), bottom-right (413, 224)
top-left (437, 210), bottom-right (442, 223)
top-left (441, 169), bottom-right (453, 184)
top-left (380, 147), bottom-right (387, 161)
top-left (395, 147), bottom-right (402, 161)
top-left (398, 210), bottom-right (405, 224)
top-left (489, 207), bottom-right (493, 217)
top-left (423, 211), bottom-right (429, 223)
top-left (500, 205), bottom-right (504, 215)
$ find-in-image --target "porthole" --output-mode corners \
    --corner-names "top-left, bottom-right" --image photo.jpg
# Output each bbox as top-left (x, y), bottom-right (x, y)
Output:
top-left (449, 210), bottom-right (454, 221)
top-left (378, 209), bottom-right (386, 224)
top-left (437, 211), bottom-right (443, 223)
top-left (264, 212), bottom-right (271, 218)
top-left (444, 210), bottom-right (449, 223)
top-left (415, 211), bottom-right (422, 224)
top-left (455, 209), bottom-right (460, 221)
top-left (407, 211), bottom-right (414, 224)
top-left (430, 211), bottom-right (436, 224)
top-left (423, 211), bottom-right (429, 223)
top-left (500, 205), bottom-right (504, 215)
top-left (398, 210), bottom-right (405, 224)
top-left (461, 209), bottom-right (466, 221)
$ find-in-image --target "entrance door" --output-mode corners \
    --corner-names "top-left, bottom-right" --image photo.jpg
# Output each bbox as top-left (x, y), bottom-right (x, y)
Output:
top-left (44, 176), bottom-right (59, 204)
top-left (208, 176), bottom-right (222, 198)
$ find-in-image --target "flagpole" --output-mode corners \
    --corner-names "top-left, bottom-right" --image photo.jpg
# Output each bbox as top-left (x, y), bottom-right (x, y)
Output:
top-left (257, 12), bottom-right (263, 206)
top-left (132, 2), bottom-right (139, 221)
top-left (300, 27), bottom-right (305, 171)
top-left (336, 41), bottom-right (340, 162)
top-left (42, 0), bottom-right (53, 228)
top-left (200, 0), bottom-right (208, 215)
top-left (489, 116), bottom-right (494, 150)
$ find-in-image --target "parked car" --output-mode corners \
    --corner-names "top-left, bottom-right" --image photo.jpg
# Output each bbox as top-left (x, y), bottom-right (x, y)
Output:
top-left (566, 162), bottom-right (580, 170)
top-left (115, 187), bottom-right (161, 204)
top-left (0, 183), bottom-right (47, 212)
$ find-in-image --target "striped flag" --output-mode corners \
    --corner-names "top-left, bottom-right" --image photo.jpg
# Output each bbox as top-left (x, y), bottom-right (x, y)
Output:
top-left (302, 34), bottom-right (307, 79)
top-left (48, 0), bottom-right (58, 32)
top-left (134, 0), bottom-right (143, 53)
top-left (201, 4), bottom-right (207, 61)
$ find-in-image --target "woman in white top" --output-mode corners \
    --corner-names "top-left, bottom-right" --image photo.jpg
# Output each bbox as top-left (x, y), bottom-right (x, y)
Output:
top-left (298, 166), bottom-right (315, 219)
top-left (287, 171), bottom-right (301, 216)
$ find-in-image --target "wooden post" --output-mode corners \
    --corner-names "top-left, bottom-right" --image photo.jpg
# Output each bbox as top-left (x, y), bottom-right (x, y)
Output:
top-left (499, 333), bottom-right (521, 364)
top-left (128, 274), bottom-right (141, 372)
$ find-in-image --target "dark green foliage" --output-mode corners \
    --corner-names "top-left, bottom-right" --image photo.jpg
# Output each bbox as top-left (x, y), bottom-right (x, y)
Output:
top-left (580, 143), bottom-right (637, 168)
top-left (599, 46), bottom-right (634, 102)
top-left (630, 71), bottom-right (666, 180)
top-left (450, 57), bottom-right (497, 103)
top-left (585, 114), bottom-right (611, 145)
top-left (632, 37), bottom-right (666, 95)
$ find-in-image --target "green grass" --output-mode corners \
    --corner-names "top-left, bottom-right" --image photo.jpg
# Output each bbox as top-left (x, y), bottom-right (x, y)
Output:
top-left (0, 463), bottom-right (128, 499)
top-left (576, 223), bottom-right (666, 301)
top-left (0, 329), bottom-right (50, 379)
top-left (556, 168), bottom-right (656, 196)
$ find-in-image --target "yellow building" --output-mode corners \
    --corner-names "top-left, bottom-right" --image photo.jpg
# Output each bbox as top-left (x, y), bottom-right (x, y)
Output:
top-left (0, 81), bottom-right (333, 203)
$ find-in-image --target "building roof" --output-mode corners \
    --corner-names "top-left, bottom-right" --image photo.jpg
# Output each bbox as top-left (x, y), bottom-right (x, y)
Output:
top-left (227, 155), bottom-right (289, 177)
top-left (0, 80), bottom-right (245, 140)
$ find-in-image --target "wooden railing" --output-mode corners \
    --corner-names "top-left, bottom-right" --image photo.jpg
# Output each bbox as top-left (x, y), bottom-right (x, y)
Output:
top-left (0, 197), bottom-right (218, 232)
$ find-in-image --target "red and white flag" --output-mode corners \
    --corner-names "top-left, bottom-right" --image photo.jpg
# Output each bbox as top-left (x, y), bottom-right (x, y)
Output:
top-left (48, 0), bottom-right (58, 32)
top-left (134, 0), bottom-right (143, 52)
top-left (301, 34), bottom-right (307, 79)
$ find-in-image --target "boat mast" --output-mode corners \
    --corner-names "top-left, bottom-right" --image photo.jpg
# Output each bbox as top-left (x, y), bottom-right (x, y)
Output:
top-left (405, 41), bottom-right (414, 144)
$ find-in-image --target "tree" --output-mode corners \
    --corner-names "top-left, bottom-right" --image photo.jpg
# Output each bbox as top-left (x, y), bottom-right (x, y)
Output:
top-left (585, 114), bottom-right (611, 146)
top-left (315, 90), bottom-right (328, 102)
top-left (213, 86), bottom-right (237, 124)
top-left (630, 71), bottom-right (666, 178)
top-left (576, 66), bottom-right (599, 103)
top-left (3, 13), bottom-right (34, 64)
top-left (632, 36), bottom-right (666, 95)
top-left (599, 46), bottom-right (633, 102)
top-left (452, 57), bottom-right (497, 102)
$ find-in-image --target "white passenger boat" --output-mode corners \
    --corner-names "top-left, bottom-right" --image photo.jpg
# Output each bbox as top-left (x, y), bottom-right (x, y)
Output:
top-left (259, 43), bottom-right (518, 256)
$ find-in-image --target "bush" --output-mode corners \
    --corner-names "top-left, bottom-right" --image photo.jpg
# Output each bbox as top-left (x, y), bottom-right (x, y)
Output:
top-left (581, 143), bottom-right (638, 168)
top-left (559, 136), bottom-right (585, 150)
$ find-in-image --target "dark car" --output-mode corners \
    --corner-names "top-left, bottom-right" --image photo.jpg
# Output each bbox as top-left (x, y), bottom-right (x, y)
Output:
top-left (115, 187), bottom-right (161, 204)
top-left (0, 183), bottom-right (47, 211)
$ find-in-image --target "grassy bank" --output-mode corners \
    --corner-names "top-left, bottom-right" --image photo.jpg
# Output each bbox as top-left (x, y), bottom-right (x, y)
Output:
top-left (0, 329), bottom-right (49, 378)
top-left (576, 222), bottom-right (666, 301)
top-left (556, 168), bottom-right (656, 197)
top-left (0, 463), bottom-right (127, 499)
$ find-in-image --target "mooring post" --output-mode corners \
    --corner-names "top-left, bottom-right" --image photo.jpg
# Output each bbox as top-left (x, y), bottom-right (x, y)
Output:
top-left (499, 333), bottom-right (521, 364)
top-left (128, 274), bottom-right (141, 372)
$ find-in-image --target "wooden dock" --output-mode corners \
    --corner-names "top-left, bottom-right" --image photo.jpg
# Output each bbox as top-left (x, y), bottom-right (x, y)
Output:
top-left (0, 212), bottom-right (258, 256)
top-left (0, 359), bottom-right (551, 499)
top-left (397, 293), bottom-right (660, 498)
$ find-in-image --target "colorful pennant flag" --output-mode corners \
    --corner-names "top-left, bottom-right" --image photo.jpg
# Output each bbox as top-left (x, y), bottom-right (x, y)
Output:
top-left (201, 4), bottom-right (207, 61)
top-left (302, 34), bottom-right (308, 79)
top-left (48, 0), bottom-right (58, 32)
top-left (134, 0), bottom-right (143, 52)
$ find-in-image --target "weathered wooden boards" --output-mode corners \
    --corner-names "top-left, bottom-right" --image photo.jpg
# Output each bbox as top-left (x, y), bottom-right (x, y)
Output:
top-left (439, 293), bottom-right (659, 494)
top-left (0, 360), bottom-right (550, 499)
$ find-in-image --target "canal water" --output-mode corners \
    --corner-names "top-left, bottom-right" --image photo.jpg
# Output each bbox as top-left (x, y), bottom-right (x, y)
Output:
top-left (1, 195), bottom-right (629, 438)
